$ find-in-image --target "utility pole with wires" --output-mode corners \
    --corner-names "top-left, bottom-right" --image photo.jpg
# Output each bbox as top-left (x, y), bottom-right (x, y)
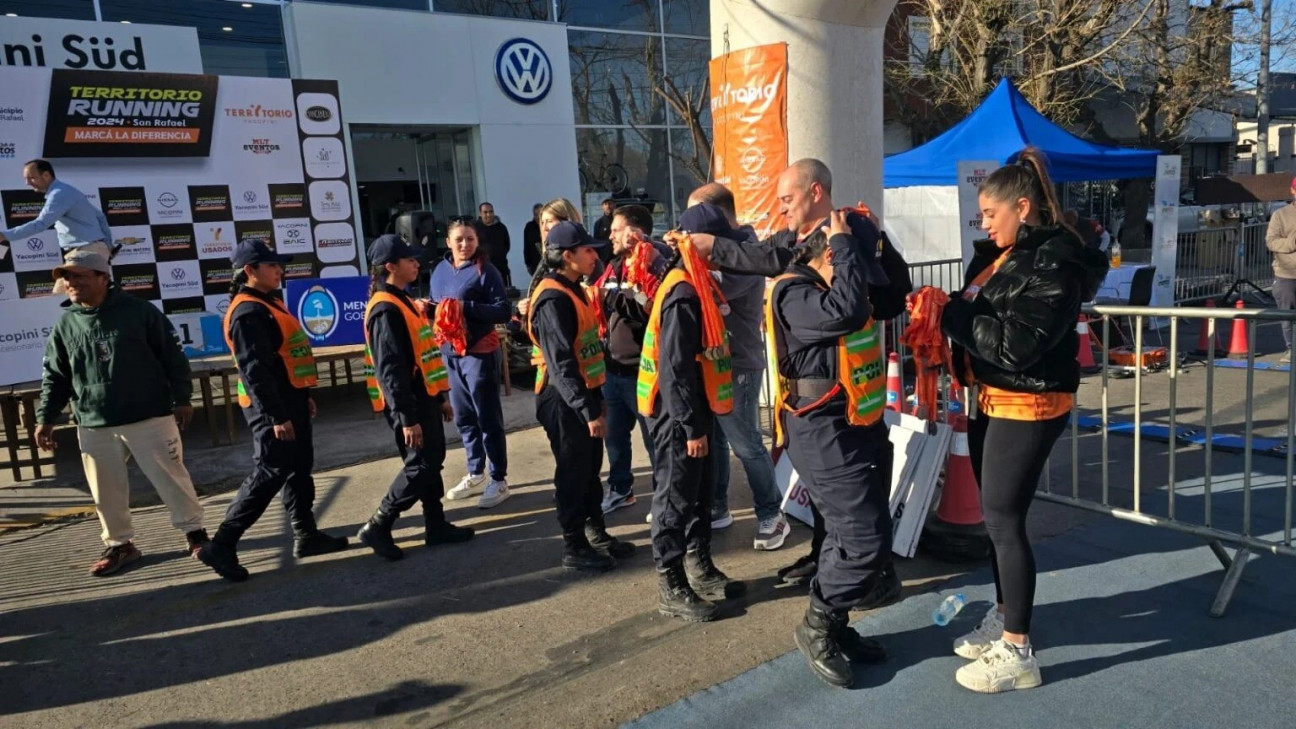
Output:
top-left (1257, 0), bottom-right (1272, 173)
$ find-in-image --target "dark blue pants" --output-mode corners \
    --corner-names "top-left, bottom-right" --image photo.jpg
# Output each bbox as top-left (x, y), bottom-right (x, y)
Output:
top-left (535, 386), bottom-right (603, 538)
top-left (444, 349), bottom-right (507, 481)
top-left (219, 393), bottom-right (315, 541)
top-left (648, 411), bottom-right (714, 566)
top-left (378, 404), bottom-right (449, 522)
top-left (783, 402), bottom-right (893, 613)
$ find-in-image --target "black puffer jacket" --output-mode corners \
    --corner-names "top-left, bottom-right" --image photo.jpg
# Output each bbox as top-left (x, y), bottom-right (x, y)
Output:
top-left (943, 224), bottom-right (1109, 394)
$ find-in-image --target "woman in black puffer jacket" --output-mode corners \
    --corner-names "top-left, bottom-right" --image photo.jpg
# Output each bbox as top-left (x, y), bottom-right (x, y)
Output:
top-left (937, 147), bottom-right (1109, 695)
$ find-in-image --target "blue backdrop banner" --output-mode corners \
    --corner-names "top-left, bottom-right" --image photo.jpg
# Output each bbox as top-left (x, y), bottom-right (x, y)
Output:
top-left (285, 276), bottom-right (370, 347)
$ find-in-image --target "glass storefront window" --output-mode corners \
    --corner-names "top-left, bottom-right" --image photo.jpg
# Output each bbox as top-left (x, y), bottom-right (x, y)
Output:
top-left (308, 0), bottom-right (431, 10)
top-left (432, 0), bottom-right (549, 19)
top-left (570, 30), bottom-right (665, 127)
top-left (557, 0), bottom-right (658, 32)
top-left (669, 127), bottom-right (709, 219)
top-left (99, 0), bottom-right (288, 77)
top-left (577, 127), bottom-right (670, 217)
top-left (663, 37), bottom-right (709, 129)
top-left (0, 1), bottom-right (96, 20)
top-left (662, 0), bottom-right (707, 36)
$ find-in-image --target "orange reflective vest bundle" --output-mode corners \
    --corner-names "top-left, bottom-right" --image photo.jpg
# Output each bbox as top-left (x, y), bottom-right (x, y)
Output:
top-left (223, 293), bottom-right (319, 408)
top-left (636, 268), bottom-right (734, 417)
top-left (363, 291), bottom-right (450, 412)
top-left (764, 273), bottom-right (885, 447)
top-left (526, 277), bottom-right (607, 394)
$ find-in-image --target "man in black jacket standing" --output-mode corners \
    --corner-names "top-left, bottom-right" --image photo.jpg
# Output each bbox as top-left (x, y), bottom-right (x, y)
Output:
top-left (476, 202), bottom-right (512, 288)
top-left (524, 203), bottom-right (543, 275)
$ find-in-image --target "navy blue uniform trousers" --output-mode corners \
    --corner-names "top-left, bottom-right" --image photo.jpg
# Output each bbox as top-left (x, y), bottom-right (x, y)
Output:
top-left (445, 350), bottom-right (507, 481)
top-left (784, 405), bottom-right (893, 612)
top-left (220, 393), bottom-right (315, 536)
top-left (378, 404), bottom-right (450, 521)
top-left (535, 385), bottom-right (603, 537)
top-left (648, 413), bottom-right (715, 566)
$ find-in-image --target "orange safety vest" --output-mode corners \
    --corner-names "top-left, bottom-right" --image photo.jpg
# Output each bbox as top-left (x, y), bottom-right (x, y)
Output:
top-left (363, 291), bottom-right (450, 412)
top-left (223, 294), bottom-right (319, 408)
top-left (765, 273), bottom-right (885, 447)
top-left (636, 268), bottom-right (733, 417)
top-left (526, 277), bottom-right (606, 394)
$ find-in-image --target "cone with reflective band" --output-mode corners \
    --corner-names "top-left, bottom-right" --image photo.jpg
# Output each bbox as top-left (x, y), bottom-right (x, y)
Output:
top-left (885, 352), bottom-right (902, 412)
top-left (1194, 299), bottom-right (1223, 356)
top-left (1228, 299), bottom-right (1250, 358)
top-left (922, 413), bottom-right (991, 562)
top-left (1076, 314), bottom-right (1099, 373)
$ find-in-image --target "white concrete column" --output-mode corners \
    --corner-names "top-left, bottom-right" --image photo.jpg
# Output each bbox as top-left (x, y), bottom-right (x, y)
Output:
top-left (710, 0), bottom-right (897, 212)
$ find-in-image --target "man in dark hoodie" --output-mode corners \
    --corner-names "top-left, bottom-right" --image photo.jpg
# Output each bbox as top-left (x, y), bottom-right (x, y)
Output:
top-left (35, 249), bottom-right (208, 577)
top-left (476, 202), bottom-right (512, 288)
top-left (686, 184), bottom-right (788, 551)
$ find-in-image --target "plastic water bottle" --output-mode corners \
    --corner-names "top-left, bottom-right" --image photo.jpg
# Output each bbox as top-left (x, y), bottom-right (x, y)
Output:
top-left (932, 593), bottom-right (967, 626)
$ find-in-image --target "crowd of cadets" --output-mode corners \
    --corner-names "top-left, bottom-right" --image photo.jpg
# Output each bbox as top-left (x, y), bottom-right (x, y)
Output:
top-left (37, 150), bottom-right (1095, 694)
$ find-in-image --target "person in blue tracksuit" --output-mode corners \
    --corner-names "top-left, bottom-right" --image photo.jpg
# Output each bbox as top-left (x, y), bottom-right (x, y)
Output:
top-left (429, 218), bottom-right (514, 509)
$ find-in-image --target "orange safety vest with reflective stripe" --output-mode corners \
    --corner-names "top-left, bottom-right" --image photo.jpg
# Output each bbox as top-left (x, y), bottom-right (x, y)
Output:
top-left (363, 291), bottom-right (450, 412)
top-left (526, 277), bottom-right (606, 394)
top-left (223, 293), bottom-right (319, 408)
top-left (636, 268), bottom-right (733, 417)
top-left (765, 273), bottom-right (885, 447)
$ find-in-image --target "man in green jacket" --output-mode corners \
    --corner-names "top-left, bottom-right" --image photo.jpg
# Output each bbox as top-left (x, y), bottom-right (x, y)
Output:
top-left (35, 248), bottom-right (209, 576)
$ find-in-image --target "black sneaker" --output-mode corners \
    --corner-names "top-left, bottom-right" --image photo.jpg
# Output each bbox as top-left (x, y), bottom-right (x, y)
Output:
top-left (184, 529), bottom-right (210, 559)
top-left (776, 553), bottom-right (818, 587)
top-left (562, 542), bottom-right (616, 572)
top-left (425, 520), bottom-right (475, 545)
top-left (197, 541), bottom-right (250, 582)
top-left (293, 529), bottom-right (349, 558)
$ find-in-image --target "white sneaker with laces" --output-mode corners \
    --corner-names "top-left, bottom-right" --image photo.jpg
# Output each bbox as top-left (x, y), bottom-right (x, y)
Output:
top-left (447, 473), bottom-right (487, 500)
top-left (478, 480), bottom-right (510, 509)
top-left (953, 605), bottom-right (1004, 659)
top-left (753, 514), bottom-right (791, 550)
top-left (955, 639), bottom-right (1042, 693)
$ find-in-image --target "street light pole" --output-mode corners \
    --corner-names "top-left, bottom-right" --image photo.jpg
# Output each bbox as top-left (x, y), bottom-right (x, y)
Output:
top-left (1256, 0), bottom-right (1272, 173)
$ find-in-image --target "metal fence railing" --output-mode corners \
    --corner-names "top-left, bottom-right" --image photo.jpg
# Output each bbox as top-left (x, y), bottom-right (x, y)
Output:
top-left (1174, 222), bottom-right (1272, 304)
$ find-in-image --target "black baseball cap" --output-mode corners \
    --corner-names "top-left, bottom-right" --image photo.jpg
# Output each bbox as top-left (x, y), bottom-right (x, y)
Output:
top-left (368, 233), bottom-right (425, 266)
top-left (545, 221), bottom-right (604, 251)
top-left (677, 203), bottom-right (745, 242)
top-left (231, 239), bottom-right (292, 268)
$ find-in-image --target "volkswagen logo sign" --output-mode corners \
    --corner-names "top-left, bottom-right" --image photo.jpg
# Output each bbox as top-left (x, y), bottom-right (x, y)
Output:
top-left (243, 190), bottom-right (257, 203)
top-left (157, 192), bottom-right (179, 208)
top-left (298, 285), bottom-right (339, 340)
top-left (171, 267), bottom-right (187, 281)
top-left (27, 237), bottom-right (43, 252)
top-left (495, 38), bottom-right (552, 105)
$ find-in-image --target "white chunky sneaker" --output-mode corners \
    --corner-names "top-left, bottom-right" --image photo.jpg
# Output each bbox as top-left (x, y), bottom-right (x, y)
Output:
top-left (753, 515), bottom-right (791, 551)
top-left (447, 473), bottom-right (487, 501)
top-left (955, 639), bottom-right (1042, 694)
top-left (954, 605), bottom-right (1005, 659)
top-left (477, 479), bottom-right (510, 509)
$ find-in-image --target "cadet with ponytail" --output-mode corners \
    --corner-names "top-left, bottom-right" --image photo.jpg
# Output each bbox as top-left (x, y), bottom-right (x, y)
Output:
top-left (937, 146), bottom-right (1109, 693)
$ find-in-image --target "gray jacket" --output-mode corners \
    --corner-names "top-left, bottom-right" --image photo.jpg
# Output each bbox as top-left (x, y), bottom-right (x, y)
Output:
top-left (716, 226), bottom-right (768, 373)
top-left (1266, 202), bottom-right (1296, 279)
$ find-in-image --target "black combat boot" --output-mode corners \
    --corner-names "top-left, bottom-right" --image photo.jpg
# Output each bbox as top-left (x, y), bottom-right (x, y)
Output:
top-left (838, 625), bottom-right (888, 663)
top-left (357, 510), bottom-right (403, 561)
top-left (424, 511), bottom-right (475, 545)
top-left (854, 563), bottom-right (903, 611)
top-left (292, 518), bottom-right (350, 558)
top-left (584, 517), bottom-right (634, 558)
top-left (657, 560), bottom-right (718, 622)
top-left (561, 532), bottom-right (616, 572)
top-left (197, 527), bottom-right (250, 582)
top-left (795, 604), bottom-right (853, 687)
top-left (775, 552), bottom-right (818, 587)
top-left (684, 544), bottom-right (746, 601)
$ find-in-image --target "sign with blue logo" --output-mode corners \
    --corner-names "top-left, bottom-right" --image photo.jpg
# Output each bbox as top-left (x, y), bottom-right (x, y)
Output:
top-left (495, 38), bottom-right (552, 105)
top-left (285, 276), bottom-right (370, 347)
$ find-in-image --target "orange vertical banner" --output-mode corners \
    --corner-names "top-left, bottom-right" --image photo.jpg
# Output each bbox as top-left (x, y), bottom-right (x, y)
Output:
top-left (709, 43), bottom-right (788, 239)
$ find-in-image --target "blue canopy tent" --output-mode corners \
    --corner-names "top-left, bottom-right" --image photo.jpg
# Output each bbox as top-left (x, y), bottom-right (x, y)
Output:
top-left (884, 78), bottom-right (1159, 187)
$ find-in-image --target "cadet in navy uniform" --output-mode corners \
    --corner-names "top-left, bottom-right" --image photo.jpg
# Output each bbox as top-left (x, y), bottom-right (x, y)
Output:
top-left (198, 239), bottom-right (348, 582)
top-left (356, 234), bottom-right (475, 560)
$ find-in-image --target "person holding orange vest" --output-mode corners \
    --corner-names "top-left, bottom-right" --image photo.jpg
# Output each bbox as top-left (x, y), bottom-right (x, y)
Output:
top-left (638, 204), bottom-right (746, 624)
top-left (197, 239), bottom-right (348, 582)
top-left (356, 234), bottom-right (475, 561)
top-left (527, 221), bottom-right (634, 572)
top-left (767, 212), bottom-right (900, 689)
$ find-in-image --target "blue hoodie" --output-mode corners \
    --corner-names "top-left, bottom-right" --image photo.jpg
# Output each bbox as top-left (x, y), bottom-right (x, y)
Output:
top-left (428, 252), bottom-right (512, 355)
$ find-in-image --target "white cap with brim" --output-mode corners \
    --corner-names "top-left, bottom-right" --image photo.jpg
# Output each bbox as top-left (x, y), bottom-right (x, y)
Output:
top-left (52, 249), bottom-right (111, 280)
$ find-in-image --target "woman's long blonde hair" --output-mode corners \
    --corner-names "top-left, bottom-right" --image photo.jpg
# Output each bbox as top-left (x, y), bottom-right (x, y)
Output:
top-left (527, 198), bottom-right (586, 298)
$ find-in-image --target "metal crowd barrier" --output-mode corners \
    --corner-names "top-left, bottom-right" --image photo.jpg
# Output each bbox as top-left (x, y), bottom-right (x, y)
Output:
top-left (1049, 303), bottom-right (1295, 617)
top-left (1174, 222), bottom-right (1272, 304)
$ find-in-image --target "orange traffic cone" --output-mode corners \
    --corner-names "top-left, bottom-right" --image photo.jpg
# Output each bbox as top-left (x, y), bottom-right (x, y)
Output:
top-left (1194, 299), bottom-right (1223, 356)
top-left (1076, 314), bottom-right (1100, 373)
top-left (922, 413), bottom-right (992, 562)
top-left (1228, 299), bottom-right (1250, 358)
top-left (885, 352), bottom-right (902, 412)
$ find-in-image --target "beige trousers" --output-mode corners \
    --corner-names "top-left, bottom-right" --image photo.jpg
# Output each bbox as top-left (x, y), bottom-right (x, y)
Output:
top-left (77, 415), bottom-right (205, 546)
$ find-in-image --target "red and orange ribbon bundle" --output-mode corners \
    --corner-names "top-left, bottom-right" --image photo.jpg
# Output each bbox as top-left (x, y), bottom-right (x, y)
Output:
top-left (664, 231), bottom-right (729, 361)
top-left (623, 233), bottom-right (662, 301)
top-left (432, 298), bottom-right (468, 356)
top-left (900, 286), bottom-right (954, 420)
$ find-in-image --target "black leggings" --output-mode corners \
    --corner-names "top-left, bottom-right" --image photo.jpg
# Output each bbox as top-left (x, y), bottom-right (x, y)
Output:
top-left (966, 412), bottom-right (1069, 635)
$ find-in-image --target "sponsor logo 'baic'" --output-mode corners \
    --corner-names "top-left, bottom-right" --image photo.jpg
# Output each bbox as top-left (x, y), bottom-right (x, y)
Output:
top-left (305, 106), bottom-right (332, 122)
